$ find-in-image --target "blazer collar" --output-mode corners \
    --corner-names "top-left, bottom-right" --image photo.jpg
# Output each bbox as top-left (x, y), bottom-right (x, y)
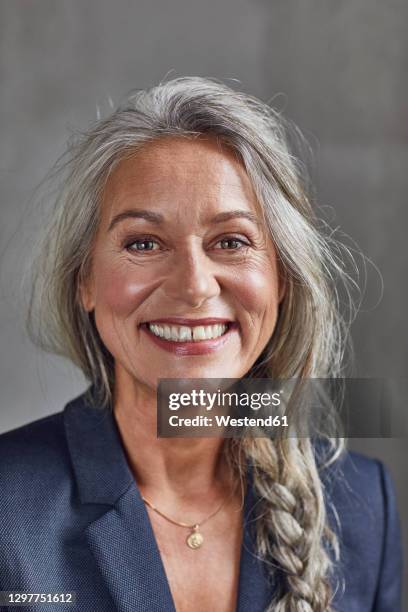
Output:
top-left (64, 389), bottom-right (273, 612)
top-left (64, 389), bottom-right (134, 505)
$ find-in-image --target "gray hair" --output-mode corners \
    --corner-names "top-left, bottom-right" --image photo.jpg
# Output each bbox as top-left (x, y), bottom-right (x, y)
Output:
top-left (27, 76), bottom-right (358, 611)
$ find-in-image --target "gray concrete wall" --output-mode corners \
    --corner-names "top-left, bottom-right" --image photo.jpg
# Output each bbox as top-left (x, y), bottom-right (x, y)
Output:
top-left (1, 0), bottom-right (406, 605)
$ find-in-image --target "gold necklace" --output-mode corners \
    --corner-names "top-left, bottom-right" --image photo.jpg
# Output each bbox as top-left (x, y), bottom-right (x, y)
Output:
top-left (142, 483), bottom-right (239, 550)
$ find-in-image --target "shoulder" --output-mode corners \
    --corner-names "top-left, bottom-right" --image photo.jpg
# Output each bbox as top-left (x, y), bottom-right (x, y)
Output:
top-left (323, 448), bottom-right (382, 498)
top-left (321, 448), bottom-right (403, 610)
top-left (321, 448), bottom-right (397, 526)
top-left (0, 410), bottom-right (67, 473)
top-left (0, 406), bottom-right (73, 510)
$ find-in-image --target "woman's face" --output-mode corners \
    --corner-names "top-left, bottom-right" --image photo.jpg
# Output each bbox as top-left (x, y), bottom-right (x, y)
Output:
top-left (81, 137), bottom-right (284, 392)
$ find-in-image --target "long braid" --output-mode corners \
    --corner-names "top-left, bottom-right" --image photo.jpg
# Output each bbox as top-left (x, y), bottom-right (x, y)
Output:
top-left (226, 435), bottom-right (341, 611)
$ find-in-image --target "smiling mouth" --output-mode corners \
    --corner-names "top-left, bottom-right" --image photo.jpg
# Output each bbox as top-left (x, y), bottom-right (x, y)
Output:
top-left (141, 321), bottom-right (233, 343)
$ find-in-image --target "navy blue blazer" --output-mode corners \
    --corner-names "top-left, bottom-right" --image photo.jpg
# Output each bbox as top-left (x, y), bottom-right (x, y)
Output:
top-left (0, 390), bottom-right (403, 611)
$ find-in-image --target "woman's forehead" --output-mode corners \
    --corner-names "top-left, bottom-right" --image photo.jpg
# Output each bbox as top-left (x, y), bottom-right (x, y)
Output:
top-left (100, 136), bottom-right (260, 223)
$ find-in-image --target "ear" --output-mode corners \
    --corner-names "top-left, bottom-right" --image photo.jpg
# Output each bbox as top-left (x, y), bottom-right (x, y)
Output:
top-left (78, 269), bottom-right (96, 312)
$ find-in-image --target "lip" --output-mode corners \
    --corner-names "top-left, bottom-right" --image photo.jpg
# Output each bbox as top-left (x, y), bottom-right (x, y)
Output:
top-left (140, 321), bottom-right (239, 355)
top-left (140, 317), bottom-right (233, 326)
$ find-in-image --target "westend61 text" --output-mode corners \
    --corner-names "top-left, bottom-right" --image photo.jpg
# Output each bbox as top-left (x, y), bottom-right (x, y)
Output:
top-left (169, 415), bottom-right (288, 427)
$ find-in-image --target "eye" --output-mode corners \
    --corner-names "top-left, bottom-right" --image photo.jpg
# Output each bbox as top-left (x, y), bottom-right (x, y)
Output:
top-left (214, 236), bottom-right (250, 250)
top-left (126, 238), bottom-right (161, 253)
top-left (123, 234), bottom-right (251, 255)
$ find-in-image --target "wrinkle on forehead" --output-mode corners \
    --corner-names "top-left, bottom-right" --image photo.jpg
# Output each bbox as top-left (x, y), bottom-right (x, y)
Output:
top-left (100, 136), bottom-right (261, 226)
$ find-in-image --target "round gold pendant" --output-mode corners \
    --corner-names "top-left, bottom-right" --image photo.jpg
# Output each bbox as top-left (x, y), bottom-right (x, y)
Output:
top-left (186, 526), bottom-right (204, 549)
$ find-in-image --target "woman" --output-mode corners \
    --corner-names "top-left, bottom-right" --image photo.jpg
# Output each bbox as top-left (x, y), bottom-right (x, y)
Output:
top-left (0, 77), bottom-right (402, 611)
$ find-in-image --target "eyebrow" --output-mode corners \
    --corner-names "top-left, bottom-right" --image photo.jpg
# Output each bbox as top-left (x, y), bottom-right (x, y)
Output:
top-left (108, 209), bottom-right (164, 231)
top-left (107, 208), bottom-right (261, 232)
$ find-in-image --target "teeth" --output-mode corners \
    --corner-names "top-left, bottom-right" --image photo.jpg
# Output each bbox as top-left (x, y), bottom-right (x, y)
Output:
top-left (193, 326), bottom-right (206, 341)
top-left (147, 322), bottom-right (229, 342)
top-left (178, 326), bottom-right (192, 341)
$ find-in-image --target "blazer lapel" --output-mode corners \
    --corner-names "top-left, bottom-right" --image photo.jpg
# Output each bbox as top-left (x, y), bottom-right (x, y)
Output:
top-left (64, 389), bottom-right (274, 612)
top-left (85, 485), bottom-right (176, 612)
top-left (64, 391), bottom-right (176, 612)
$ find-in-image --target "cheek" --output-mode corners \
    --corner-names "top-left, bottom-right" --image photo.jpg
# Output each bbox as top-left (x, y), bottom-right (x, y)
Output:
top-left (234, 261), bottom-right (280, 316)
top-left (93, 261), bottom-right (155, 318)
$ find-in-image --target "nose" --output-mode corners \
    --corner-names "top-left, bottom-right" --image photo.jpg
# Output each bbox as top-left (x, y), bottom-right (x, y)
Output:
top-left (161, 245), bottom-right (220, 308)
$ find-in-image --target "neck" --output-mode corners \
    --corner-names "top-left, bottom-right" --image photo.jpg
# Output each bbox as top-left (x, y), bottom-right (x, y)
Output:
top-left (113, 370), bottom-right (237, 504)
